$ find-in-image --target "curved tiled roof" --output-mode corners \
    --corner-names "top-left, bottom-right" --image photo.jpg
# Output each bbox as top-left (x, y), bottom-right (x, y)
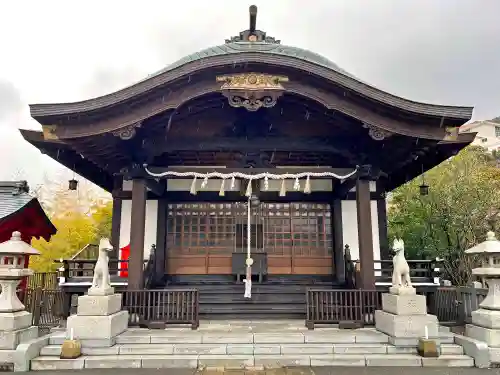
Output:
top-left (145, 42), bottom-right (357, 81)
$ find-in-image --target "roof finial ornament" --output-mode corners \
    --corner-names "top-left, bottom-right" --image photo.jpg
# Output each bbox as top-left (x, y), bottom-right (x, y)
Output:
top-left (249, 5), bottom-right (257, 34)
top-left (225, 5), bottom-right (280, 44)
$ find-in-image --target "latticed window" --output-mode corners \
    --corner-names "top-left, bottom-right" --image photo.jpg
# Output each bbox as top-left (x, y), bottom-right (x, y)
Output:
top-left (495, 126), bottom-right (500, 138)
top-left (166, 202), bottom-right (332, 256)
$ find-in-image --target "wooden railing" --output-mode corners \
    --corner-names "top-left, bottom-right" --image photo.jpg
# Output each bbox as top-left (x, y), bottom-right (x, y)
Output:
top-left (306, 289), bottom-right (383, 329)
top-left (351, 259), bottom-right (441, 287)
top-left (19, 287), bottom-right (65, 334)
top-left (26, 272), bottom-right (58, 289)
top-left (56, 259), bottom-right (148, 279)
top-left (122, 289), bottom-right (199, 329)
top-left (306, 286), bottom-right (488, 329)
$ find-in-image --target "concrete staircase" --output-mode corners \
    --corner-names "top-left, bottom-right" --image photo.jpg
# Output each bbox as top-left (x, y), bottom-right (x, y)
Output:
top-left (30, 321), bottom-right (475, 370)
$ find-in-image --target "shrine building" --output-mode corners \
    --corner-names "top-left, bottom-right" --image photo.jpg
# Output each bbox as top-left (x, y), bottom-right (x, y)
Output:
top-left (21, 6), bottom-right (474, 298)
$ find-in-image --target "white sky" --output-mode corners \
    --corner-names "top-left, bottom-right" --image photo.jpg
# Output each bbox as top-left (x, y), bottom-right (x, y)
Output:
top-left (0, 0), bottom-right (499, 192)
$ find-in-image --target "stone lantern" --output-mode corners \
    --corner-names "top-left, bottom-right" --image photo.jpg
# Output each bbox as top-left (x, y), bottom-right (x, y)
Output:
top-left (0, 231), bottom-right (40, 372)
top-left (0, 231), bottom-right (39, 312)
top-left (465, 231), bottom-right (500, 361)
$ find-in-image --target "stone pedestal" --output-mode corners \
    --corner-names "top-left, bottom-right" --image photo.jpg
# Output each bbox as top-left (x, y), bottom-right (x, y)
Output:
top-left (66, 290), bottom-right (128, 347)
top-left (0, 310), bottom-right (39, 370)
top-left (375, 287), bottom-right (439, 346)
top-left (466, 279), bottom-right (500, 362)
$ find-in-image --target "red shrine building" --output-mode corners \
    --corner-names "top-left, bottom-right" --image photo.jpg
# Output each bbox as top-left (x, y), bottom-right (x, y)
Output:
top-left (0, 181), bottom-right (56, 244)
top-left (20, 5), bottom-right (474, 312)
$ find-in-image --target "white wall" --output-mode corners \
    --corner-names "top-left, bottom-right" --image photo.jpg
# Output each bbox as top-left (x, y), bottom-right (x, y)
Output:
top-left (119, 199), bottom-right (158, 260)
top-left (341, 200), bottom-right (381, 265)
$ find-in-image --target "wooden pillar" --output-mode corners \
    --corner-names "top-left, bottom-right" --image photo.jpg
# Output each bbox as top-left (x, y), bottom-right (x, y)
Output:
top-left (128, 179), bottom-right (147, 290)
top-left (155, 196), bottom-right (167, 285)
top-left (377, 194), bottom-right (389, 260)
top-left (356, 167), bottom-right (375, 289)
top-left (332, 200), bottom-right (345, 285)
top-left (110, 176), bottom-right (123, 260)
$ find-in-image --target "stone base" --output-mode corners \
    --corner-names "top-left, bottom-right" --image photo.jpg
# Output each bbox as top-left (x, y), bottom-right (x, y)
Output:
top-left (382, 293), bottom-right (427, 315)
top-left (389, 286), bottom-right (417, 295)
top-left (77, 294), bottom-right (122, 316)
top-left (417, 338), bottom-right (440, 357)
top-left (87, 286), bottom-right (115, 297)
top-left (471, 308), bottom-right (500, 329)
top-left (466, 323), bottom-right (500, 347)
top-left (375, 310), bottom-right (439, 338)
top-left (0, 311), bottom-right (32, 331)
top-left (0, 326), bottom-right (38, 350)
top-left (66, 310), bottom-right (128, 342)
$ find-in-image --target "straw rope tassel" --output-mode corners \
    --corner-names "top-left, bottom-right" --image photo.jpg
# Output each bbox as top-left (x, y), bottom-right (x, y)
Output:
top-left (190, 177), bottom-right (197, 195)
top-left (304, 175), bottom-right (312, 194)
top-left (279, 179), bottom-right (286, 197)
top-left (219, 179), bottom-right (226, 196)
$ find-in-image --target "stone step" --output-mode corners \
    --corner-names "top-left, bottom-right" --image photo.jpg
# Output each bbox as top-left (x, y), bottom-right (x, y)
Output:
top-left (39, 342), bottom-right (465, 357)
top-left (30, 353), bottom-right (475, 370)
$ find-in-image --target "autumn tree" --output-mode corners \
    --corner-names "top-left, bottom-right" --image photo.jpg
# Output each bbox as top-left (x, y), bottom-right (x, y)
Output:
top-left (30, 178), bottom-right (113, 271)
top-left (388, 146), bottom-right (500, 285)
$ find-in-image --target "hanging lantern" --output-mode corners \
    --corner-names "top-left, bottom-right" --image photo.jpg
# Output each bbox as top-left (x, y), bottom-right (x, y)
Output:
top-left (419, 183), bottom-right (429, 196)
top-left (419, 166), bottom-right (429, 196)
top-left (68, 179), bottom-right (78, 191)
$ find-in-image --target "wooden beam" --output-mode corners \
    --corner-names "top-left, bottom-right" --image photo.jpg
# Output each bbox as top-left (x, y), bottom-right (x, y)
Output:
top-left (356, 177), bottom-right (375, 289)
top-left (332, 200), bottom-right (345, 285)
top-left (128, 179), bottom-right (147, 290)
top-left (110, 176), bottom-right (123, 259)
top-left (143, 137), bottom-right (360, 163)
top-left (377, 180), bottom-right (390, 260)
top-left (112, 189), bottom-right (384, 201)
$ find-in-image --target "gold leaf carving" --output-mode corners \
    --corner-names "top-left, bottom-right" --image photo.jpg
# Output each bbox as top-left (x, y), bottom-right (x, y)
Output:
top-left (42, 125), bottom-right (59, 140)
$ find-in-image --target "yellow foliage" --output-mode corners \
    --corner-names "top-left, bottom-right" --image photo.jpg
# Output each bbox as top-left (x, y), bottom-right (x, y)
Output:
top-left (29, 181), bottom-right (113, 272)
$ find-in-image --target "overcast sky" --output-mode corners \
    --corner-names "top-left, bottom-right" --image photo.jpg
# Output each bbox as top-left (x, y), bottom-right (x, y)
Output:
top-left (0, 0), bottom-right (499, 192)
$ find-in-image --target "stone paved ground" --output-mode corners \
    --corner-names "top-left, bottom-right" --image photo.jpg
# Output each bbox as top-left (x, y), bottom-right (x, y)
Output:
top-left (14, 367), bottom-right (500, 375)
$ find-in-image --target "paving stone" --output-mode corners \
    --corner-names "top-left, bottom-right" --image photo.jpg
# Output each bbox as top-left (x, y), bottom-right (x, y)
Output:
top-left (227, 344), bottom-right (254, 355)
top-left (118, 343), bottom-right (174, 354)
top-left (365, 354), bottom-right (422, 367)
top-left (254, 345), bottom-right (281, 355)
top-left (198, 354), bottom-right (254, 369)
top-left (40, 344), bottom-right (120, 356)
top-left (48, 333), bottom-right (65, 345)
top-left (441, 344), bottom-right (464, 355)
top-left (31, 356), bottom-right (85, 370)
top-left (39, 345), bottom-right (61, 356)
top-left (333, 344), bottom-right (387, 354)
top-left (141, 354), bottom-right (199, 368)
top-left (355, 332), bottom-right (389, 343)
top-left (304, 333), bottom-right (355, 344)
top-left (386, 346), bottom-right (417, 354)
top-left (174, 344), bottom-right (226, 355)
top-left (253, 355), bottom-right (310, 368)
top-left (310, 354), bottom-right (366, 366)
top-left (281, 344), bottom-right (333, 354)
top-left (84, 355), bottom-right (141, 368)
top-left (115, 333), bottom-right (151, 344)
top-left (151, 333), bottom-right (203, 344)
top-left (202, 334), bottom-right (253, 344)
top-left (421, 355), bottom-right (474, 367)
top-left (254, 333), bottom-right (304, 344)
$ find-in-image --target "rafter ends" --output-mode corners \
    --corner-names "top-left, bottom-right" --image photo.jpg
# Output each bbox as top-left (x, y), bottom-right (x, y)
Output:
top-left (362, 123), bottom-right (392, 141)
top-left (42, 125), bottom-right (59, 140)
top-left (111, 121), bottom-right (142, 140)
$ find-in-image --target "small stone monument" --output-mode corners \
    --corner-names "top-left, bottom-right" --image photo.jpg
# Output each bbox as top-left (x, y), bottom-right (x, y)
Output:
top-left (66, 238), bottom-right (128, 347)
top-left (0, 231), bottom-right (40, 369)
top-left (375, 238), bottom-right (440, 347)
top-left (464, 231), bottom-right (500, 362)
